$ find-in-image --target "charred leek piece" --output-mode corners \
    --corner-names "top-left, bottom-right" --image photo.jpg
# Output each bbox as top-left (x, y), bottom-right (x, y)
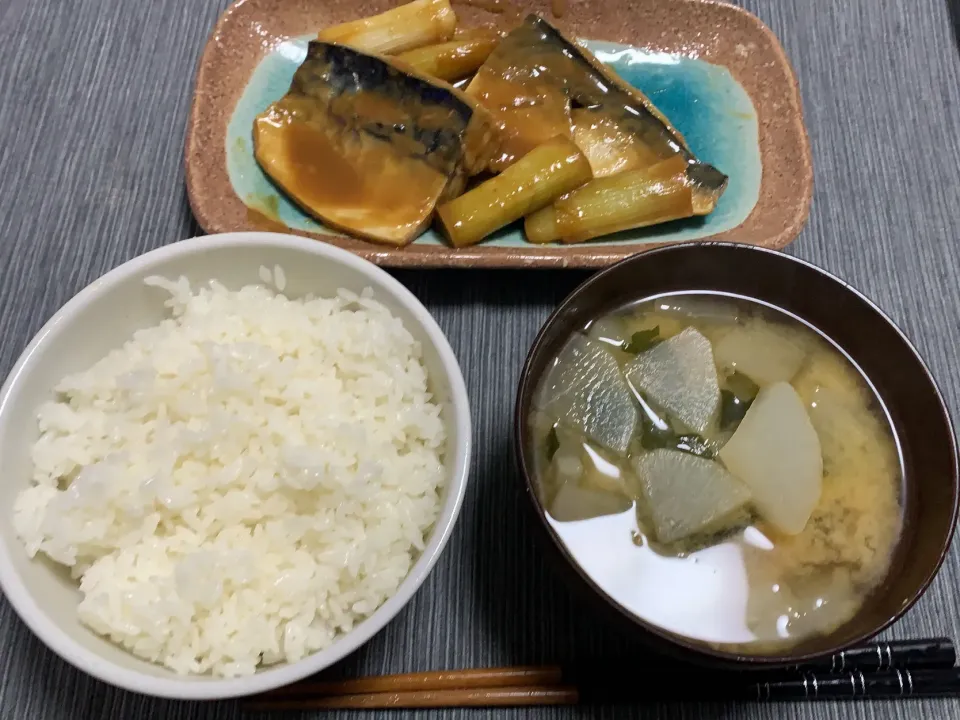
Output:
top-left (524, 156), bottom-right (693, 244)
top-left (453, 26), bottom-right (502, 41)
top-left (437, 137), bottom-right (592, 247)
top-left (317, 0), bottom-right (457, 55)
top-left (523, 204), bottom-right (559, 245)
top-left (396, 32), bottom-right (500, 81)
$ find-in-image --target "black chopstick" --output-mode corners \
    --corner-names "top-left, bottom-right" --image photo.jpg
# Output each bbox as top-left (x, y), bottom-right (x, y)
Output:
top-left (757, 667), bottom-right (960, 700)
top-left (569, 637), bottom-right (956, 689)
top-left (697, 668), bottom-right (960, 702)
top-left (787, 637), bottom-right (955, 673)
top-left (571, 638), bottom-right (958, 701)
top-left (572, 639), bottom-right (959, 703)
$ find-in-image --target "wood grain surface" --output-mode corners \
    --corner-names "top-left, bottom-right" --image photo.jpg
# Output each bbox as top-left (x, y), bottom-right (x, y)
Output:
top-left (1, 0), bottom-right (960, 718)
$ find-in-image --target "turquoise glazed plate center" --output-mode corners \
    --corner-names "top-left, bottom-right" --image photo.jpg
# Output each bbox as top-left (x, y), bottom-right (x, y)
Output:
top-left (225, 37), bottom-right (761, 248)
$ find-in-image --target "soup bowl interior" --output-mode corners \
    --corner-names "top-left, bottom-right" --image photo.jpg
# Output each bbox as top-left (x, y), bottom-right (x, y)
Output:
top-left (515, 241), bottom-right (958, 667)
top-left (0, 232), bottom-right (471, 699)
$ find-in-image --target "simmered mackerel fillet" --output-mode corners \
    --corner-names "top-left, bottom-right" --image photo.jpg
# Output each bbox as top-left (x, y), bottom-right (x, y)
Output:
top-left (466, 16), bottom-right (726, 214)
top-left (254, 41), bottom-right (496, 246)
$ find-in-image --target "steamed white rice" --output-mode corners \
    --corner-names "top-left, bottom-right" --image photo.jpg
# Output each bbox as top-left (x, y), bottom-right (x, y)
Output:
top-left (13, 273), bottom-right (447, 676)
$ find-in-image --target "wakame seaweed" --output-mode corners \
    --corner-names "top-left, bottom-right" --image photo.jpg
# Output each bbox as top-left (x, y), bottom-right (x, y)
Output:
top-left (622, 326), bottom-right (662, 354)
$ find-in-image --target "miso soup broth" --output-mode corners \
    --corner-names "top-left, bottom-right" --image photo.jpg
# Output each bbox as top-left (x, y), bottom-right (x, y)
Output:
top-left (530, 293), bottom-right (903, 651)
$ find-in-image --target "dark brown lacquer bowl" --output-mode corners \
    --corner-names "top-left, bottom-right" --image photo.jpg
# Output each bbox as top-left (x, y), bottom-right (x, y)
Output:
top-left (514, 242), bottom-right (959, 668)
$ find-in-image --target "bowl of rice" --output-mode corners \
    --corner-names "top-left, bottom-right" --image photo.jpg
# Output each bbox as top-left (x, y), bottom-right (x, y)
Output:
top-left (0, 232), bottom-right (471, 699)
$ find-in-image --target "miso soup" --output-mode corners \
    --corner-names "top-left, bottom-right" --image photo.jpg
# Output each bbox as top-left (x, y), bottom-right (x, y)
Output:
top-left (530, 293), bottom-right (902, 651)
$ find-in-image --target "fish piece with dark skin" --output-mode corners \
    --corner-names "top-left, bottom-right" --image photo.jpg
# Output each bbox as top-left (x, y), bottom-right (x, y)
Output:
top-left (254, 41), bottom-right (497, 246)
top-left (467, 16), bottom-right (727, 214)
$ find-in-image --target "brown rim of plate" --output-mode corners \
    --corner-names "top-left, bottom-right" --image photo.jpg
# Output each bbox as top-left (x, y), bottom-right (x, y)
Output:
top-left (184, 0), bottom-right (813, 268)
top-left (514, 241), bottom-right (959, 666)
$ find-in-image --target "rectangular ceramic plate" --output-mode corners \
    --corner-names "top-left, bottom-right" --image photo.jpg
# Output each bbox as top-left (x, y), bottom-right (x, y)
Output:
top-left (185, 0), bottom-right (812, 268)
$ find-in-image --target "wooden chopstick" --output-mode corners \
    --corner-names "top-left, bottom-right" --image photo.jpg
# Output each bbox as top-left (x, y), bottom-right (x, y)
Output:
top-left (245, 686), bottom-right (579, 711)
top-left (260, 665), bottom-right (565, 697)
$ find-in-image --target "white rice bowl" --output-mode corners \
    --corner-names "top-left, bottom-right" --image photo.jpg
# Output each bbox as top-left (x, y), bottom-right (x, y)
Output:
top-left (0, 233), bottom-right (470, 699)
top-left (14, 273), bottom-right (447, 677)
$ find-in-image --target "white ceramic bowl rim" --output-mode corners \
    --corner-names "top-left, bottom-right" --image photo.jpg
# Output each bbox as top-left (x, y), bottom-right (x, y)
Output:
top-left (0, 232), bottom-right (472, 700)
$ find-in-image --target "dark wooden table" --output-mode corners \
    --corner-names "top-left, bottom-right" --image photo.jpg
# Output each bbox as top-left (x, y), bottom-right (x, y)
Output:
top-left (1, 0), bottom-right (959, 717)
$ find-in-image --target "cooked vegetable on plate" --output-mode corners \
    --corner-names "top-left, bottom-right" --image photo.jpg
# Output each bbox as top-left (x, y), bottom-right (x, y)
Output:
top-left (252, 5), bottom-right (728, 248)
top-left (316, 0), bottom-right (458, 54)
